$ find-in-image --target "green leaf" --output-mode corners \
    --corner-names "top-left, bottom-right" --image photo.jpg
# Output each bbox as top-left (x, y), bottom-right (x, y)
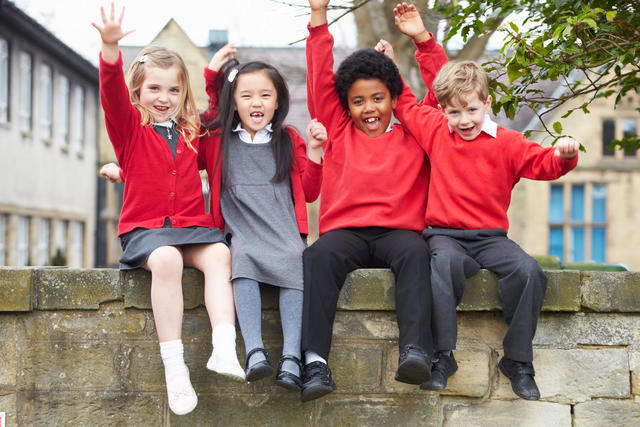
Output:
top-left (606, 11), bottom-right (616, 22)
top-left (509, 22), bottom-right (519, 33)
top-left (506, 62), bottom-right (524, 83)
top-left (581, 18), bottom-right (597, 29)
top-left (553, 121), bottom-right (563, 134)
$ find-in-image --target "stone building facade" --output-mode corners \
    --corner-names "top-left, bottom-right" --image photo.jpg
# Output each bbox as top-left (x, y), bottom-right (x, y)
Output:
top-left (0, 2), bottom-right (99, 268)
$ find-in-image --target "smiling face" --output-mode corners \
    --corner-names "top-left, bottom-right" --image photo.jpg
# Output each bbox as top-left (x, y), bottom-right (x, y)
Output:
top-left (233, 70), bottom-right (278, 140)
top-left (347, 78), bottom-right (397, 138)
top-left (138, 66), bottom-right (182, 123)
top-left (440, 92), bottom-right (492, 141)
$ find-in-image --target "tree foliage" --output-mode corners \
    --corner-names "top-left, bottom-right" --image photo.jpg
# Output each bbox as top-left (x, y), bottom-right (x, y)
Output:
top-left (435, 0), bottom-right (640, 148)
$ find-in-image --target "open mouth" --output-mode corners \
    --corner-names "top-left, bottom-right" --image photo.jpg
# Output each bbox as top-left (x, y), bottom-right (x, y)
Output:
top-left (250, 111), bottom-right (264, 123)
top-left (363, 117), bottom-right (380, 132)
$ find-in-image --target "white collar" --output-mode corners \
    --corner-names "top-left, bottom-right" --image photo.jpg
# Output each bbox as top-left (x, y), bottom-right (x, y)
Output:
top-left (448, 114), bottom-right (497, 138)
top-left (153, 120), bottom-right (174, 128)
top-left (233, 123), bottom-right (273, 144)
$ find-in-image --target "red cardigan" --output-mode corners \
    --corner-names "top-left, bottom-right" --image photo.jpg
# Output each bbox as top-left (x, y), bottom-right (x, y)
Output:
top-left (394, 82), bottom-right (578, 232)
top-left (99, 52), bottom-right (213, 236)
top-left (306, 23), bottom-right (430, 235)
top-left (198, 68), bottom-right (323, 235)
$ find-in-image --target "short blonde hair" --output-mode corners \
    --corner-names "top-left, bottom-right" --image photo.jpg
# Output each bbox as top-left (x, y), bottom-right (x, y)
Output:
top-left (126, 46), bottom-right (199, 150)
top-left (432, 61), bottom-right (489, 107)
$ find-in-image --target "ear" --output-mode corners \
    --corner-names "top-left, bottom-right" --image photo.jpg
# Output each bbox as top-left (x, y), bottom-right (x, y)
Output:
top-left (438, 104), bottom-right (444, 113)
top-left (391, 95), bottom-right (398, 109)
top-left (484, 95), bottom-right (492, 109)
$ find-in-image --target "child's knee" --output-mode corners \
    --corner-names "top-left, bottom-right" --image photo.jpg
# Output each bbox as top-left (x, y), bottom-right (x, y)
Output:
top-left (148, 246), bottom-right (184, 277)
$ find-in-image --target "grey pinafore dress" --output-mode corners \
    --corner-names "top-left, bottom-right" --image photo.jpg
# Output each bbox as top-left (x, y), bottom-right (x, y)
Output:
top-left (221, 133), bottom-right (306, 290)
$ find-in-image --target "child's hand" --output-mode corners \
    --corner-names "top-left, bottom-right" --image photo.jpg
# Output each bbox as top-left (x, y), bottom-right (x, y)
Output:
top-left (91, 3), bottom-right (134, 46)
top-left (554, 137), bottom-right (580, 159)
top-left (309, 0), bottom-right (330, 10)
top-left (393, 2), bottom-right (431, 43)
top-left (375, 39), bottom-right (395, 63)
top-left (99, 162), bottom-right (124, 184)
top-left (307, 119), bottom-right (327, 149)
top-left (208, 43), bottom-right (237, 72)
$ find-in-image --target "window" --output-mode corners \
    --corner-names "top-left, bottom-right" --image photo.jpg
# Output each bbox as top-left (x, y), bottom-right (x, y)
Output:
top-left (57, 75), bottom-right (70, 147)
top-left (37, 218), bottom-right (50, 266)
top-left (0, 214), bottom-right (6, 265)
top-left (621, 118), bottom-right (638, 157)
top-left (56, 219), bottom-right (68, 261)
top-left (602, 119), bottom-right (615, 157)
top-left (40, 64), bottom-right (53, 141)
top-left (0, 38), bottom-right (8, 123)
top-left (19, 51), bottom-right (33, 132)
top-left (71, 85), bottom-right (85, 151)
top-left (71, 221), bottom-right (84, 267)
top-left (548, 183), bottom-right (607, 262)
top-left (16, 216), bottom-right (30, 266)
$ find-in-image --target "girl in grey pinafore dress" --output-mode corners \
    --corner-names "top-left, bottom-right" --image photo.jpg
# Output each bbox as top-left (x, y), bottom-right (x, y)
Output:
top-left (208, 60), bottom-right (324, 392)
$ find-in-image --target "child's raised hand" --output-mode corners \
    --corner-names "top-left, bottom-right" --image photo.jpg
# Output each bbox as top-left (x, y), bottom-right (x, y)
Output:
top-left (309, 0), bottom-right (330, 10)
top-left (99, 162), bottom-right (124, 184)
top-left (208, 43), bottom-right (237, 72)
top-left (375, 39), bottom-right (395, 63)
top-left (91, 3), bottom-right (134, 46)
top-left (554, 137), bottom-right (580, 159)
top-left (307, 118), bottom-right (327, 149)
top-left (393, 2), bottom-right (431, 43)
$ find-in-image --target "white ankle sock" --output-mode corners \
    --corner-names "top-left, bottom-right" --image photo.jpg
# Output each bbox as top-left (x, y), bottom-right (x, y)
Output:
top-left (159, 339), bottom-right (197, 415)
top-left (160, 339), bottom-right (188, 374)
top-left (305, 351), bottom-right (327, 365)
top-left (208, 324), bottom-right (245, 381)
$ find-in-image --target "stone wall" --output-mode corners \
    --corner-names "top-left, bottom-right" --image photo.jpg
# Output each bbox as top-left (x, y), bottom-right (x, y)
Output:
top-left (1, 267), bottom-right (639, 426)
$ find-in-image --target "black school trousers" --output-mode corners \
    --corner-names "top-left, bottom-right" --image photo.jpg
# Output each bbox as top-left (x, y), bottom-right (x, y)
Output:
top-left (301, 227), bottom-right (433, 361)
top-left (424, 228), bottom-right (547, 363)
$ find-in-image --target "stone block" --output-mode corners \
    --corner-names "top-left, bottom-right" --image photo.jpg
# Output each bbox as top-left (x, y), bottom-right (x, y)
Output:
top-left (534, 312), bottom-right (640, 347)
top-left (444, 400), bottom-right (571, 427)
top-left (0, 268), bottom-right (33, 311)
top-left (457, 312), bottom-right (508, 348)
top-left (333, 311), bottom-right (400, 341)
top-left (338, 269), bottom-right (395, 310)
top-left (18, 341), bottom-right (133, 391)
top-left (329, 342), bottom-right (385, 393)
top-left (459, 270), bottom-right (501, 311)
top-left (122, 268), bottom-right (205, 309)
top-left (581, 271), bottom-right (640, 312)
top-left (631, 351), bottom-right (640, 396)
top-left (34, 268), bottom-right (120, 310)
top-left (318, 396), bottom-right (442, 427)
top-left (494, 349), bottom-right (629, 403)
top-left (574, 400), bottom-right (640, 426)
top-left (0, 394), bottom-right (16, 426)
top-left (533, 254), bottom-right (562, 269)
top-left (173, 393), bottom-right (314, 426)
top-left (543, 270), bottom-right (581, 311)
top-left (16, 391), bottom-right (163, 425)
top-left (0, 316), bottom-right (16, 389)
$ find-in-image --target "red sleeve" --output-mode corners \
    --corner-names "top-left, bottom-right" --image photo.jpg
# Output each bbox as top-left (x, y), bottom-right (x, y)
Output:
top-left (306, 23), bottom-right (349, 144)
top-left (394, 81), bottom-right (445, 154)
top-left (201, 67), bottom-right (219, 124)
top-left (99, 51), bottom-right (139, 169)
top-left (288, 127), bottom-right (322, 202)
top-left (510, 132), bottom-right (579, 180)
top-left (414, 35), bottom-right (448, 108)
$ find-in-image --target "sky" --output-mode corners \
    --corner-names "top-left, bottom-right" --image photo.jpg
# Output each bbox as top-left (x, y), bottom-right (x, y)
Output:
top-left (13, 0), bottom-right (357, 64)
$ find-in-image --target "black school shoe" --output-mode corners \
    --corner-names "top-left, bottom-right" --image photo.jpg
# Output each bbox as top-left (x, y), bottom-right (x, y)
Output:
top-left (395, 344), bottom-right (431, 385)
top-left (300, 361), bottom-right (336, 402)
top-left (245, 348), bottom-right (274, 382)
top-left (498, 356), bottom-right (541, 400)
top-left (275, 355), bottom-right (303, 392)
top-left (421, 351), bottom-right (458, 390)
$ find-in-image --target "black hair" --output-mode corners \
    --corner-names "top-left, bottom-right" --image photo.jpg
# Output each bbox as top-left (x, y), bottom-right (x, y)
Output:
top-left (334, 48), bottom-right (404, 112)
top-left (206, 60), bottom-right (294, 186)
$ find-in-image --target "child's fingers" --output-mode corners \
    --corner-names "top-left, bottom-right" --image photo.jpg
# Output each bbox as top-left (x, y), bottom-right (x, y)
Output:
top-left (109, 2), bottom-right (115, 21)
top-left (118, 5), bottom-right (126, 24)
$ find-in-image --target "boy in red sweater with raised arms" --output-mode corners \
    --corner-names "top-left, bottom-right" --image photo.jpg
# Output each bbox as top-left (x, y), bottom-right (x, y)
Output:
top-left (392, 3), bottom-right (579, 400)
top-left (300, 0), bottom-right (447, 402)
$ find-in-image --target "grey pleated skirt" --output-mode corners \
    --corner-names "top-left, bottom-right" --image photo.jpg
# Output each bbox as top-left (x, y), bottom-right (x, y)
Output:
top-left (119, 218), bottom-right (225, 270)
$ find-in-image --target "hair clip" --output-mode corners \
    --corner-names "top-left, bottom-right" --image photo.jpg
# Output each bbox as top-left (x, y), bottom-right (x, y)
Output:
top-left (138, 55), bottom-right (148, 63)
top-left (227, 68), bottom-right (238, 83)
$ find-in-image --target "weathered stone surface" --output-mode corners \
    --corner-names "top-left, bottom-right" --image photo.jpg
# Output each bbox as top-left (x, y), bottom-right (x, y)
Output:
top-left (383, 342), bottom-right (491, 397)
top-left (329, 342), bottom-right (385, 392)
top-left (0, 316), bottom-right (17, 388)
top-left (582, 271), bottom-right (640, 312)
top-left (445, 400), bottom-right (571, 427)
top-left (35, 268), bottom-right (120, 310)
top-left (631, 351), bottom-right (640, 396)
top-left (173, 393), bottom-right (314, 426)
top-left (338, 269), bottom-right (396, 310)
top-left (122, 268), bottom-right (205, 309)
top-left (0, 268), bottom-right (33, 311)
top-left (534, 312), bottom-right (640, 347)
top-left (333, 311), bottom-right (400, 341)
top-left (18, 341), bottom-right (133, 391)
top-left (574, 400), bottom-right (640, 426)
top-left (16, 391), bottom-right (163, 425)
top-left (542, 270), bottom-right (581, 311)
top-left (459, 270), bottom-right (501, 311)
top-left (0, 394), bottom-right (16, 426)
top-left (494, 349), bottom-right (630, 402)
top-left (457, 312), bottom-right (508, 348)
top-left (318, 396), bottom-right (442, 427)
top-left (533, 255), bottom-right (562, 269)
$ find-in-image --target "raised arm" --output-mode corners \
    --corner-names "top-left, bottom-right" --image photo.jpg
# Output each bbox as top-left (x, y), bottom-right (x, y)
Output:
top-left (91, 3), bottom-right (134, 64)
top-left (288, 125), bottom-right (323, 202)
top-left (394, 81), bottom-right (444, 154)
top-left (512, 134), bottom-right (579, 180)
top-left (202, 43), bottom-right (237, 124)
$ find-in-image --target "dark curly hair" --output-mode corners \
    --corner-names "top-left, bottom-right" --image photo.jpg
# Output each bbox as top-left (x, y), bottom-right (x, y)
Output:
top-left (334, 48), bottom-right (403, 111)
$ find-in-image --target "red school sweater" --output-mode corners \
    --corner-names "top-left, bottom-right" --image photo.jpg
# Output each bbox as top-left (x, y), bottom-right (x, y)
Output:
top-left (394, 84), bottom-right (578, 232)
top-left (99, 52), bottom-right (213, 236)
top-left (198, 68), bottom-right (323, 234)
top-left (306, 23), bottom-right (429, 235)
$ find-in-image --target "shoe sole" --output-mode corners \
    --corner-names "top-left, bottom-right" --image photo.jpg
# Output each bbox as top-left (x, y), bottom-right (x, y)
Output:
top-left (498, 359), bottom-right (540, 400)
top-left (420, 363), bottom-right (458, 390)
top-left (246, 364), bottom-right (275, 382)
top-left (301, 383), bottom-right (336, 402)
top-left (395, 356), bottom-right (431, 385)
top-left (275, 378), bottom-right (302, 392)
